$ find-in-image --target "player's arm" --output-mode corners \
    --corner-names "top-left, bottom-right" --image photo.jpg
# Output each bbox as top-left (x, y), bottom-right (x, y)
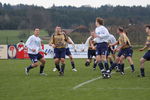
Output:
top-left (39, 41), bottom-right (47, 55)
top-left (82, 37), bottom-right (91, 51)
top-left (67, 37), bottom-right (77, 51)
top-left (109, 41), bottom-right (119, 47)
top-left (139, 41), bottom-right (148, 51)
top-left (115, 37), bottom-right (128, 51)
top-left (139, 45), bottom-right (147, 51)
top-left (49, 35), bottom-right (56, 48)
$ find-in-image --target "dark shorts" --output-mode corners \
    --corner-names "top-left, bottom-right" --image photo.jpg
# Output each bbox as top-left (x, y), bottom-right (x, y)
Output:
top-left (66, 48), bottom-right (71, 56)
top-left (117, 47), bottom-right (133, 58)
top-left (96, 42), bottom-right (108, 56)
top-left (28, 53), bottom-right (43, 63)
top-left (88, 49), bottom-right (96, 59)
top-left (143, 50), bottom-right (150, 60)
top-left (107, 46), bottom-right (115, 56)
top-left (54, 48), bottom-right (66, 59)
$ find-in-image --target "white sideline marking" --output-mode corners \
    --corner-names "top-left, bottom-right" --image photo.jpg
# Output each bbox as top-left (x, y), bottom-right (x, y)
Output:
top-left (72, 67), bottom-right (129, 90)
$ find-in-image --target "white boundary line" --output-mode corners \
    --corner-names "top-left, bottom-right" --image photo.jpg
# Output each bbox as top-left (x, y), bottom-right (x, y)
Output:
top-left (72, 67), bottom-right (130, 90)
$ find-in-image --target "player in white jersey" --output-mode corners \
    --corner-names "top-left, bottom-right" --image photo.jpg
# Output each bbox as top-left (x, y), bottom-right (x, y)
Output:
top-left (93, 17), bottom-right (110, 78)
top-left (107, 34), bottom-right (117, 67)
top-left (84, 31), bottom-right (97, 70)
top-left (25, 28), bottom-right (47, 76)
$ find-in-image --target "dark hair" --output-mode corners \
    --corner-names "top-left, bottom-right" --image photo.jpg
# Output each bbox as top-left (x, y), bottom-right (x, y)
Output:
top-left (96, 17), bottom-right (104, 25)
top-left (146, 25), bottom-right (150, 29)
top-left (118, 27), bottom-right (124, 32)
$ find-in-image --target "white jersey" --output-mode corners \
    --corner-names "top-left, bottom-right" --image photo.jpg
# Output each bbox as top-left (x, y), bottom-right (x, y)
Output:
top-left (108, 34), bottom-right (117, 49)
top-left (83, 36), bottom-right (92, 51)
top-left (85, 36), bottom-right (92, 47)
top-left (108, 34), bottom-right (117, 44)
top-left (25, 35), bottom-right (43, 54)
top-left (95, 25), bottom-right (110, 43)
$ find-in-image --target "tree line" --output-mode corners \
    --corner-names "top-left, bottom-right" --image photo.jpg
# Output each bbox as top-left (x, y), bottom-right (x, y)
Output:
top-left (0, 3), bottom-right (150, 44)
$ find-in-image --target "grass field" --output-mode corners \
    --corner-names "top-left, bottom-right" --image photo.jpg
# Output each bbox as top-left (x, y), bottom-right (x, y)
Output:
top-left (0, 50), bottom-right (150, 100)
top-left (0, 30), bottom-right (49, 44)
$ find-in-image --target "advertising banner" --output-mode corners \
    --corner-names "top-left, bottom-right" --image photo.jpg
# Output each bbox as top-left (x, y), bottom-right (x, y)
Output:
top-left (8, 45), bottom-right (17, 59)
top-left (16, 42), bottom-right (25, 59)
top-left (0, 45), bottom-right (8, 59)
top-left (44, 44), bottom-right (88, 58)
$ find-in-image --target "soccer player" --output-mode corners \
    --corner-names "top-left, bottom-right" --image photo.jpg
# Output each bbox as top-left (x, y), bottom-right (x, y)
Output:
top-left (93, 17), bottom-right (110, 78)
top-left (25, 28), bottom-right (47, 76)
top-left (53, 31), bottom-right (77, 72)
top-left (65, 36), bottom-right (78, 72)
top-left (108, 27), bottom-right (135, 76)
top-left (49, 26), bottom-right (71, 76)
top-left (84, 31), bottom-right (97, 70)
top-left (139, 25), bottom-right (150, 77)
top-left (107, 34), bottom-right (117, 66)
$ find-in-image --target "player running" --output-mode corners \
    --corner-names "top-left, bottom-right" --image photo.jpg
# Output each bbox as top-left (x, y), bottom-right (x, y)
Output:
top-left (93, 17), bottom-right (110, 78)
top-left (25, 28), bottom-right (47, 76)
top-left (84, 31), bottom-right (97, 70)
top-left (107, 27), bottom-right (135, 76)
top-left (139, 25), bottom-right (150, 77)
top-left (49, 26), bottom-right (72, 76)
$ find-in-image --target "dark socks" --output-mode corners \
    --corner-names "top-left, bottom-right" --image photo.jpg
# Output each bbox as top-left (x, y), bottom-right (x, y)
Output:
top-left (109, 63), bottom-right (117, 72)
top-left (120, 64), bottom-right (124, 73)
top-left (140, 68), bottom-right (145, 77)
top-left (131, 64), bottom-right (135, 72)
top-left (93, 61), bottom-right (97, 68)
top-left (71, 61), bottom-right (75, 69)
top-left (110, 60), bottom-right (113, 66)
top-left (27, 65), bottom-right (33, 71)
top-left (98, 62), bottom-right (105, 73)
top-left (61, 64), bottom-right (65, 73)
top-left (55, 64), bottom-right (60, 72)
top-left (40, 65), bottom-right (44, 73)
top-left (104, 61), bottom-right (109, 71)
top-left (118, 64), bottom-right (121, 70)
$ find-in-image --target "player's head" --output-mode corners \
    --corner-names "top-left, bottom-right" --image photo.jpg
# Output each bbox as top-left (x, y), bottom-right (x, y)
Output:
top-left (55, 26), bottom-right (62, 35)
top-left (20, 40), bottom-right (23, 42)
top-left (34, 28), bottom-right (40, 36)
top-left (145, 25), bottom-right (150, 34)
top-left (90, 31), bottom-right (95, 37)
top-left (95, 17), bottom-right (104, 27)
top-left (117, 27), bottom-right (124, 34)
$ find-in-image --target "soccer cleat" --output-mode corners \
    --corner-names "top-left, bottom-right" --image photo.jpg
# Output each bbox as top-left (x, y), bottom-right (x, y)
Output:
top-left (137, 74), bottom-right (145, 77)
top-left (120, 72), bottom-right (125, 75)
top-left (131, 69), bottom-right (135, 73)
top-left (40, 72), bottom-right (47, 76)
top-left (101, 72), bottom-right (107, 79)
top-left (53, 68), bottom-right (57, 72)
top-left (72, 68), bottom-right (77, 72)
top-left (116, 69), bottom-right (120, 72)
top-left (59, 72), bottom-right (64, 76)
top-left (25, 67), bottom-right (29, 75)
top-left (93, 68), bottom-right (96, 71)
top-left (85, 62), bottom-right (90, 67)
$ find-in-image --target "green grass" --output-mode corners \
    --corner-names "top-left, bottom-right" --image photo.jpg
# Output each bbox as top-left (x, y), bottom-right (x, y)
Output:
top-left (0, 50), bottom-right (150, 100)
top-left (0, 30), bottom-right (49, 44)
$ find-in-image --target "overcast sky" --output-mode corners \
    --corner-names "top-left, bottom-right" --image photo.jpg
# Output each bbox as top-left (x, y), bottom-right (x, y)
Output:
top-left (0, 0), bottom-right (150, 8)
